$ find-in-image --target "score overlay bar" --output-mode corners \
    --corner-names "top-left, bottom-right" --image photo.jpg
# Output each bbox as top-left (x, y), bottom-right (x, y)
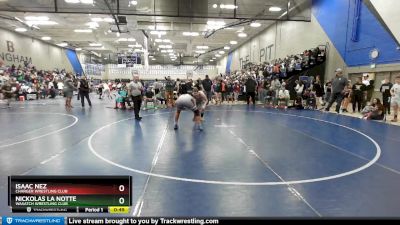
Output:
top-left (8, 176), bottom-right (132, 213)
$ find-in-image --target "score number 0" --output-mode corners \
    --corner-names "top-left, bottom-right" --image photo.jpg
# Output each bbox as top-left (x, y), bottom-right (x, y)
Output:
top-left (118, 185), bottom-right (125, 205)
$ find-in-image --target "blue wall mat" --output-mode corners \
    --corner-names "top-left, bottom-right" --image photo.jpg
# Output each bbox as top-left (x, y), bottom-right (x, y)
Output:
top-left (226, 53), bottom-right (233, 74)
top-left (65, 49), bottom-right (84, 75)
top-left (312, 0), bottom-right (400, 67)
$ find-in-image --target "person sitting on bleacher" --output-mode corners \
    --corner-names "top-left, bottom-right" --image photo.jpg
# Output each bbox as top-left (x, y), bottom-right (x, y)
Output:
top-left (264, 87), bottom-right (275, 107)
top-left (143, 86), bottom-right (157, 110)
top-left (291, 96), bottom-right (304, 110)
top-left (277, 84), bottom-right (290, 109)
top-left (303, 88), bottom-right (317, 110)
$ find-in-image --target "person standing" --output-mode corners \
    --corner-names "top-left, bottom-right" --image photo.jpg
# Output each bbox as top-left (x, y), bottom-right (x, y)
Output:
top-left (362, 74), bottom-right (374, 102)
top-left (245, 75), bottom-right (257, 105)
top-left (324, 68), bottom-right (348, 113)
top-left (63, 74), bottom-right (76, 109)
top-left (79, 76), bottom-right (92, 107)
top-left (352, 77), bottom-right (367, 113)
top-left (164, 76), bottom-right (175, 107)
top-left (129, 74), bottom-right (144, 121)
top-left (153, 79), bottom-right (163, 96)
top-left (390, 75), bottom-right (400, 122)
top-left (313, 75), bottom-right (324, 105)
top-left (380, 78), bottom-right (393, 115)
top-left (201, 75), bottom-right (213, 104)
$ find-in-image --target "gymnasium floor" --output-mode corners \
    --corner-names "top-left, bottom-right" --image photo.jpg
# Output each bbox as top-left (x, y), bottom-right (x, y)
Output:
top-left (1, 95), bottom-right (400, 217)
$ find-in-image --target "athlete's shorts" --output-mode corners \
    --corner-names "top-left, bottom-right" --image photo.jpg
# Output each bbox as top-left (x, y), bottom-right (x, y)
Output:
top-left (391, 97), bottom-right (400, 107)
top-left (176, 95), bottom-right (197, 111)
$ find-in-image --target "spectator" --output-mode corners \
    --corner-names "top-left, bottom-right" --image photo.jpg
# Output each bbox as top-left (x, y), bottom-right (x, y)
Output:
top-left (352, 77), bottom-right (367, 113)
top-left (143, 86), bottom-right (157, 110)
top-left (363, 98), bottom-right (385, 120)
top-left (63, 73), bottom-right (75, 109)
top-left (201, 75), bottom-right (213, 104)
top-left (245, 76), bottom-right (257, 105)
top-left (78, 76), bottom-right (92, 108)
top-left (324, 68), bottom-right (348, 113)
top-left (277, 84), bottom-right (290, 109)
top-left (380, 78), bottom-right (393, 115)
top-left (164, 76), bottom-right (175, 107)
top-left (390, 75), bottom-right (400, 122)
top-left (313, 75), bottom-right (324, 105)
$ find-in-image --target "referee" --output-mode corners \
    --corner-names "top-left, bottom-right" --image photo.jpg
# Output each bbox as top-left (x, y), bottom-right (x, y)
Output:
top-left (128, 74), bottom-right (144, 121)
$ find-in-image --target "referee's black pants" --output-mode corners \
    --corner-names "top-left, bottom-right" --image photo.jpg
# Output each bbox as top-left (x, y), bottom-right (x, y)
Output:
top-left (131, 95), bottom-right (142, 119)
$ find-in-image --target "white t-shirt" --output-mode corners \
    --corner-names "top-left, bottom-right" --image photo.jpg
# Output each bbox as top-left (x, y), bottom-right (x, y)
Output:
top-left (279, 89), bottom-right (290, 99)
top-left (362, 79), bottom-right (370, 86)
top-left (57, 82), bottom-right (64, 90)
top-left (391, 83), bottom-right (400, 99)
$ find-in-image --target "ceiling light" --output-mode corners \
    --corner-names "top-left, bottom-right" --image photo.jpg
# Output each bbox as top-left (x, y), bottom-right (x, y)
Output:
top-left (75, 48), bottom-right (82, 51)
top-left (250, 22), bottom-right (261, 27)
top-left (80, 0), bottom-right (94, 4)
top-left (159, 45), bottom-right (172, 49)
top-left (86, 22), bottom-right (99, 29)
top-left (220, 4), bottom-right (238, 9)
top-left (230, 40), bottom-right (238, 45)
top-left (89, 43), bottom-right (102, 47)
top-left (25, 16), bottom-right (49, 21)
top-left (196, 46), bottom-right (209, 49)
top-left (238, 32), bottom-right (247, 38)
top-left (151, 58), bottom-right (156, 61)
top-left (210, 59), bottom-right (214, 62)
top-left (15, 28), bottom-right (27, 32)
top-left (91, 17), bottom-right (103, 22)
top-left (117, 38), bottom-right (136, 42)
top-left (103, 17), bottom-right (114, 23)
top-left (224, 46), bottom-right (230, 50)
top-left (182, 32), bottom-right (199, 36)
top-left (128, 44), bottom-right (142, 48)
top-left (212, 4), bottom-right (218, 8)
top-left (212, 57), bottom-right (216, 60)
top-left (168, 53), bottom-right (175, 56)
top-left (167, 49), bottom-right (174, 53)
top-left (155, 39), bottom-right (162, 43)
top-left (57, 42), bottom-right (68, 47)
top-left (207, 21), bottom-right (226, 29)
top-left (26, 21), bottom-right (58, 26)
top-left (41, 36), bottom-right (51, 40)
top-left (218, 51), bottom-right (225, 54)
top-left (74, 29), bottom-right (92, 33)
top-left (195, 50), bottom-right (206, 54)
top-left (130, 0), bottom-right (137, 5)
top-left (160, 50), bottom-right (167, 53)
top-left (65, 0), bottom-right (80, 3)
top-left (269, 6), bottom-right (282, 12)
top-left (150, 30), bottom-right (167, 35)
top-left (215, 54), bottom-right (221, 57)
top-left (116, 32), bottom-right (120, 37)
